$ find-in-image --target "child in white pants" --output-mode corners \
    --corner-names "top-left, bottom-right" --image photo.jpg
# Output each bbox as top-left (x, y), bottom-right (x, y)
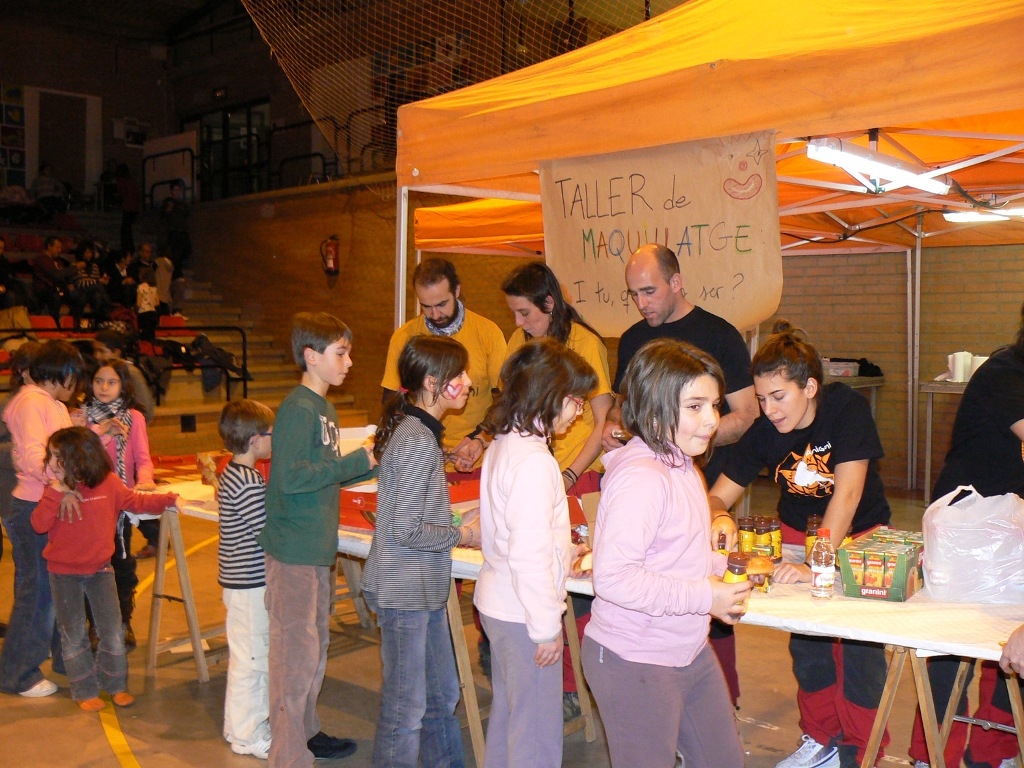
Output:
top-left (216, 399), bottom-right (274, 759)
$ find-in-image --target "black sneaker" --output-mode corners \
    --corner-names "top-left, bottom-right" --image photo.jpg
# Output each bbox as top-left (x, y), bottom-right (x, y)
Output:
top-left (307, 731), bottom-right (357, 760)
top-left (562, 691), bottom-right (581, 722)
top-left (478, 638), bottom-right (492, 679)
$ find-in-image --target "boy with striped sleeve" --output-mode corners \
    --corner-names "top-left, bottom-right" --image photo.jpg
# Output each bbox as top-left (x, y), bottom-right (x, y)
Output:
top-left (217, 399), bottom-right (275, 760)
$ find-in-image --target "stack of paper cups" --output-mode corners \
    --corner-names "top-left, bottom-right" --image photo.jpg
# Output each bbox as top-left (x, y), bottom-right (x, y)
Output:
top-left (970, 355), bottom-right (988, 377)
top-left (948, 351), bottom-right (972, 382)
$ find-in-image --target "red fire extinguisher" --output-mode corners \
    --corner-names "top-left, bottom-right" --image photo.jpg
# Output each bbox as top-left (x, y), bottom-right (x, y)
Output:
top-left (320, 235), bottom-right (340, 276)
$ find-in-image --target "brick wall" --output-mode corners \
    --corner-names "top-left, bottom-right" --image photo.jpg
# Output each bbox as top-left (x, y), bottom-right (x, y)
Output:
top-left (918, 244), bottom-right (1024, 493)
top-left (193, 185), bottom-right (1024, 493)
top-left (765, 251), bottom-right (911, 488)
top-left (189, 183), bottom-right (529, 429)
top-left (765, 245), bottom-right (1024, 492)
top-left (1, 19), bottom-right (171, 178)
top-left (8, 17), bottom-right (1023, 496)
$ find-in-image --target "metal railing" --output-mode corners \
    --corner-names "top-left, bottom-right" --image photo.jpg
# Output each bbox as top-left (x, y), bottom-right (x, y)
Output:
top-left (0, 323), bottom-right (249, 402)
top-left (151, 323), bottom-right (250, 403)
top-left (142, 147), bottom-right (197, 209)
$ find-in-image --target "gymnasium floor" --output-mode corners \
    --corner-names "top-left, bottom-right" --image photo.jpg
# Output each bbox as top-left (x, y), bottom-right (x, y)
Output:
top-left (0, 475), bottom-right (933, 767)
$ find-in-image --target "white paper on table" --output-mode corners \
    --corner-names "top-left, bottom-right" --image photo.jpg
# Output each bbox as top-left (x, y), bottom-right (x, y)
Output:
top-left (337, 425), bottom-right (376, 457)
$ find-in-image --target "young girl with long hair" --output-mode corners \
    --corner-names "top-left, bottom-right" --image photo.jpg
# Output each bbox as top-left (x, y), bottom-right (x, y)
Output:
top-left (84, 357), bottom-right (156, 650)
top-left (360, 335), bottom-right (479, 767)
top-left (583, 339), bottom-right (750, 768)
top-left (498, 261), bottom-right (611, 495)
top-left (30, 427), bottom-right (179, 711)
top-left (498, 261), bottom-right (613, 718)
top-left (708, 320), bottom-right (892, 768)
top-left (474, 337), bottom-right (597, 768)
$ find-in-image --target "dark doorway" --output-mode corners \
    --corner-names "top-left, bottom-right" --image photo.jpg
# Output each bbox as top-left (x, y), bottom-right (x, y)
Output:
top-left (39, 92), bottom-right (87, 198)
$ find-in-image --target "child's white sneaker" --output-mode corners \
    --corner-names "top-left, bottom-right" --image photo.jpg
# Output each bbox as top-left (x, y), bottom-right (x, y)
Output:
top-left (230, 737), bottom-right (271, 760)
top-left (19, 678), bottom-right (58, 697)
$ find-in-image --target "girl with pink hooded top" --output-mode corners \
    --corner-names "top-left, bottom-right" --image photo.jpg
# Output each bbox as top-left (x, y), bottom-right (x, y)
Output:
top-left (582, 339), bottom-right (750, 768)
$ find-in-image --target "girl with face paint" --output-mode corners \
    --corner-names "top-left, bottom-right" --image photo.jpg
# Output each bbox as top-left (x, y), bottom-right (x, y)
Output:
top-left (361, 335), bottom-right (476, 768)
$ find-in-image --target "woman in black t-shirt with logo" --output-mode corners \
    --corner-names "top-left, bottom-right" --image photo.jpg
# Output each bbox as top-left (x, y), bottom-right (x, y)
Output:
top-left (708, 320), bottom-right (891, 768)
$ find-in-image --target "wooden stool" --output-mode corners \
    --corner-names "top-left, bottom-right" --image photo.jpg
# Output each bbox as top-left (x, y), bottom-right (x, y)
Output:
top-left (145, 509), bottom-right (225, 682)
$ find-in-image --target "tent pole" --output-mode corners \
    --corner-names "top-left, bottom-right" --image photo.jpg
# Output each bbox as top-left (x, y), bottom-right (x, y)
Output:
top-left (906, 246), bottom-right (916, 490)
top-left (917, 219), bottom-right (925, 489)
top-left (395, 186), bottom-right (410, 330)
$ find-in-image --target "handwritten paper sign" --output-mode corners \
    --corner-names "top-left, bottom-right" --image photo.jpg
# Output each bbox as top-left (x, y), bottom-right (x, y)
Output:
top-left (540, 131), bottom-right (782, 336)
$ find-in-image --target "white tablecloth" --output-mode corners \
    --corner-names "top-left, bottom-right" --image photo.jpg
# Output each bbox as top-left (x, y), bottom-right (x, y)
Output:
top-left (742, 583), bottom-right (1023, 662)
top-left (169, 480), bottom-right (1022, 663)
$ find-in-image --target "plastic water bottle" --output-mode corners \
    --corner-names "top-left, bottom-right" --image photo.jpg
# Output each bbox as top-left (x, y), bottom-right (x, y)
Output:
top-left (809, 527), bottom-right (836, 599)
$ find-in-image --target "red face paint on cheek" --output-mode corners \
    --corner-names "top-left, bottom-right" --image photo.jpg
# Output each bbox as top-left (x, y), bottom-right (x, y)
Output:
top-left (445, 381), bottom-right (464, 399)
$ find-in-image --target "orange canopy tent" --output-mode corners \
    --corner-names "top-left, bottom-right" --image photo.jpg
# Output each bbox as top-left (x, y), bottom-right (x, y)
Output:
top-left (398, 0), bottom-right (1024, 259)
top-left (396, 0), bottom-right (1024, 488)
top-left (413, 198), bottom-right (544, 257)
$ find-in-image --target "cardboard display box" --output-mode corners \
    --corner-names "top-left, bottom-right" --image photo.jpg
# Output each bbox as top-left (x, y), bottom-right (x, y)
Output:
top-left (837, 528), bottom-right (924, 602)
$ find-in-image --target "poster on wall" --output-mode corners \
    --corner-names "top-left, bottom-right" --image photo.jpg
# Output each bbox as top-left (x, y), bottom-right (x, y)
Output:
top-left (540, 131), bottom-right (782, 336)
top-left (0, 82), bottom-right (27, 187)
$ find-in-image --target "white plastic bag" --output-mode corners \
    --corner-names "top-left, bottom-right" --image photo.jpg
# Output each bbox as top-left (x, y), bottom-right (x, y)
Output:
top-left (922, 485), bottom-right (1024, 603)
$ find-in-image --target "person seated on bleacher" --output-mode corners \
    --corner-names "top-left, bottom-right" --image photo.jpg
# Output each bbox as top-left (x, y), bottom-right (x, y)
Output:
top-left (0, 236), bottom-right (35, 311)
top-left (71, 240), bottom-right (113, 328)
top-left (136, 268), bottom-right (159, 342)
top-left (29, 163), bottom-right (68, 221)
top-left (31, 236), bottom-right (78, 323)
top-left (128, 241), bottom-right (156, 282)
top-left (103, 248), bottom-right (137, 309)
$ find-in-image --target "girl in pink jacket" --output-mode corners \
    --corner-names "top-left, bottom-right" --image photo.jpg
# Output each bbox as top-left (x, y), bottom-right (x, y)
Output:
top-left (474, 338), bottom-right (596, 768)
top-left (0, 340), bottom-right (84, 698)
top-left (582, 339), bottom-right (751, 768)
top-left (84, 358), bottom-right (156, 649)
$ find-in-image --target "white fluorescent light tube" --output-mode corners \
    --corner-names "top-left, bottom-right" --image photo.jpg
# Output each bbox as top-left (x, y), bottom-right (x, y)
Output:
top-left (807, 137), bottom-right (951, 195)
top-left (943, 211), bottom-right (1010, 223)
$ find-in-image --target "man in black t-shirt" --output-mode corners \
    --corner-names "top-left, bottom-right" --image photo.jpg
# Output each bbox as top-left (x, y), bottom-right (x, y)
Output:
top-left (913, 338), bottom-right (1024, 768)
top-left (933, 346), bottom-right (1024, 499)
top-left (602, 243), bottom-right (758, 484)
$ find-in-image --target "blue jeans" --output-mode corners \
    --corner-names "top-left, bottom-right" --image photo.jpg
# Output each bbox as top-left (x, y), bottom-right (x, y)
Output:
top-left (0, 497), bottom-right (61, 693)
top-left (51, 569), bottom-right (127, 700)
top-left (366, 595), bottom-right (465, 768)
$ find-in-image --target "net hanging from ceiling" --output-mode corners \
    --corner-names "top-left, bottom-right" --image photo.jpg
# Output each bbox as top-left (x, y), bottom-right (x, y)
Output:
top-left (240, 0), bottom-right (687, 178)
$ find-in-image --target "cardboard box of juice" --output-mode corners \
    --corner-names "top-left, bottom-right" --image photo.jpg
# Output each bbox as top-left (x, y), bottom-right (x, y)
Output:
top-left (837, 528), bottom-right (924, 602)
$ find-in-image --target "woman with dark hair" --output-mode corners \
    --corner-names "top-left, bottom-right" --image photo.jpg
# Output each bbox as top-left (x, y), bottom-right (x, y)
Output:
top-left (361, 335), bottom-right (478, 767)
top-left (915, 302), bottom-right (1024, 768)
top-left (71, 240), bottom-right (113, 328)
top-left (583, 338), bottom-right (749, 768)
top-left (474, 338), bottom-right (596, 768)
top-left (499, 261), bottom-right (612, 495)
top-left (708, 320), bottom-right (892, 768)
